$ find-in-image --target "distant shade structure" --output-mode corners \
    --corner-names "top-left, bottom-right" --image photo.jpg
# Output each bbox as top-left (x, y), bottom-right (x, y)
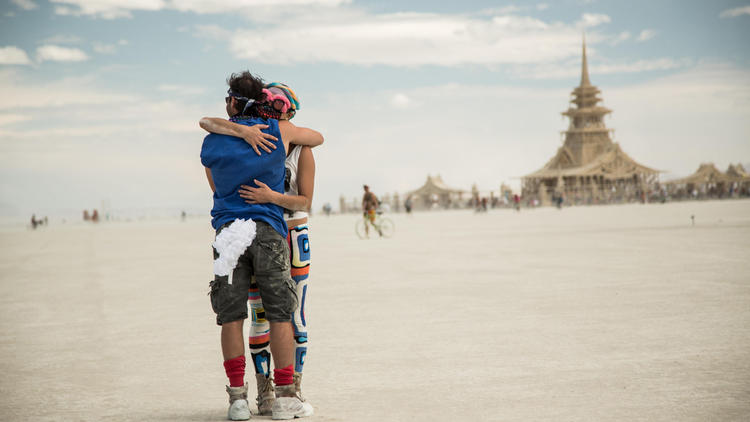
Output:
top-left (407, 174), bottom-right (466, 210)
top-left (665, 163), bottom-right (750, 199)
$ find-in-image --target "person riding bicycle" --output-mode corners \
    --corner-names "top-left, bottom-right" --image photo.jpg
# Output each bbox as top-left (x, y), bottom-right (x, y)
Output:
top-left (362, 185), bottom-right (380, 237)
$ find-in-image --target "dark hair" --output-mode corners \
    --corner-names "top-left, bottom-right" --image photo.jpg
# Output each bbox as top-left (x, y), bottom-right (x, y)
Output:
top-left (227, 71), bottom-right (265, 115)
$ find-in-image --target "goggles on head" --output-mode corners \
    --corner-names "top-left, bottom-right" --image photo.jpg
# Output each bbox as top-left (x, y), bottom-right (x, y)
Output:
top-left (262, 88), bottom-right (292, 113)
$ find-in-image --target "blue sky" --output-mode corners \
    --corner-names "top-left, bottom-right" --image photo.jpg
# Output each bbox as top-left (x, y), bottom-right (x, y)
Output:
top-left (1, 0), bottom-right (749, 218)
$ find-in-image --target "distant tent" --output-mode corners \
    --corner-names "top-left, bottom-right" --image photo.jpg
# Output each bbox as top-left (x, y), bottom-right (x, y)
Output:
top-left (667, 163), bottom-right (730, 185)
top-left (665, 163), bottom-right (742, 198)
top-left (725, 163), bottom-right (750, 192)
top-left (726, 163), bottom-right (749, 181)
top-left (408, 175), bottom-right (465, 209)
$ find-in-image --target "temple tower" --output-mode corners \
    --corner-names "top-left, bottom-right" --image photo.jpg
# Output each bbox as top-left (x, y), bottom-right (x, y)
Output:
top-left (561, 39), bottom-right (614, 166)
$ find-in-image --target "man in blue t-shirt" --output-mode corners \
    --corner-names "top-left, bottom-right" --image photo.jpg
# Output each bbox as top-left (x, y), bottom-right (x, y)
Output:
top-left (200, 71), bottom-right (323, 421)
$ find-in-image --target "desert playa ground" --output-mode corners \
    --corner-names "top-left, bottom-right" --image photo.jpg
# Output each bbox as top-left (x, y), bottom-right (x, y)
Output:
top-left (1, 200), bottom-right (749, 421)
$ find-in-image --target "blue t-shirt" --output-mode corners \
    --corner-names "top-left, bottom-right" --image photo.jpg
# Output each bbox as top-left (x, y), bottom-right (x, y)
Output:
top-left (200, 117), bottom-right (288, 237)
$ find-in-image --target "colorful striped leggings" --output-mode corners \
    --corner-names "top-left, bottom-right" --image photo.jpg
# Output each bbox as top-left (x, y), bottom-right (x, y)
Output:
top-left (248, 224), bottom-right (310, 375)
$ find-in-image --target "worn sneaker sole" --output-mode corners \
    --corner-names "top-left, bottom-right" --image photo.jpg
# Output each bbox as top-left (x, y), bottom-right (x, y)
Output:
top-left (271, 409), bottom-right (314, 420)
top-left (271, 404), bottom-right (314, 420)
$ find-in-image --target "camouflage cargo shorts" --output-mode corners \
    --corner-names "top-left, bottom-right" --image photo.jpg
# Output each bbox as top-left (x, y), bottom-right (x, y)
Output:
top-left (209, 221), bottom-right (297, 325)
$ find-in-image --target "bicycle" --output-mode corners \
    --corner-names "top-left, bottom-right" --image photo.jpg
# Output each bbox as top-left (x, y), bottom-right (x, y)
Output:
top-left (355, 211), bottom-right (395, 239)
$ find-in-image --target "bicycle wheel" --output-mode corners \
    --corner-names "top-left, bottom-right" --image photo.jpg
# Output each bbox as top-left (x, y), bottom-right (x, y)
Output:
top-left (355, 218), bottom-right (368, 239)
top-left (377, 218), bottom-right (395, 238)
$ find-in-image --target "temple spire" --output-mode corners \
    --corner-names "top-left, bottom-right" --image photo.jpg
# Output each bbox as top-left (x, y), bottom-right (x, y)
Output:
top-left (580, 35), bottom-right (591, 87)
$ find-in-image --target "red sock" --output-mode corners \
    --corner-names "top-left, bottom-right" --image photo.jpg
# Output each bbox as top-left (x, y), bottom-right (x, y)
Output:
top-left (274, 364), bottom-right (294, 386)
top-left (223, 355), bottom-right (246, 387)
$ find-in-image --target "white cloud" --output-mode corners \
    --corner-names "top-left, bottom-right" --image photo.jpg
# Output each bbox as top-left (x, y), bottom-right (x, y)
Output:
top-left (54, 6), bottom-right (75, 15)
top-left (158, 84), bottom-right (207, 96)
top-left (216, 12), bottom-right (601, 67)
top-left (0, 114), bottom-right (32, 126)
top-left (0, 46), bottom-right (32, 65)
top-left (536, 3), bottom-right (549, 11)
top-left (719, 6), bottom-right (750, 18)
top-left (609, 63), bottom-right (750, 114)
top-left (0, 70), bottom-right (135, 110)
top-left (49, 0), bottom-right (349, 18)
top-left (390, 93), bottom-right (412, 109)
top-left (90, 39), bottom-right (129, 54)
top-left (171, 0), bottom-right (350, 14)
top-left (36, 45), bottom-right (89, 62)
top-left (193, 24), bottom-right (232, 40)
top-left (512, 57), bottom-right (690, 80)
top-left (11, 0), bottom-right (37, 10)
top-left (637, 29), bottom-right (656, 42)
top-left (579, 13), bottom-right (611, 28)
top-left (479, 6), bottom-right (521, 15)
top-left (593, 58), bottom-right (686, 73)
top-left (50, 0), bottom-right (167, 19)
top-left (93, 42), bottom-right (116, 54)
top-left (40, 34), bottom-right (83, 44)
top-left (610, 31), bottom-right (631, 45)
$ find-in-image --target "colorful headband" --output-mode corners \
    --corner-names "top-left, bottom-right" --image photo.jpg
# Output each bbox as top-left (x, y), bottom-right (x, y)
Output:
top-left (265, 82), bottom-right (300, 111)
top-left (226, 89), bottom-right (256, 114)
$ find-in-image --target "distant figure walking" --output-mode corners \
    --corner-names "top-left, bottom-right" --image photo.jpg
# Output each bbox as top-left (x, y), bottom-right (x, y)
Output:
top-left (513, 194), bottom-right (521, 211)
top-left (30, 214), bottom-right (38, 229)
top-left (404, 195), bottom-right (413, 214)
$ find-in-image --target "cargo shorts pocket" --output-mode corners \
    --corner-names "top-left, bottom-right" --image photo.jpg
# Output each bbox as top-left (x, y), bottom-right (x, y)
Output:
top-left (208, 279), bottom-right (226, 315)
top-left (256, 238), bottom-right (289, 275)
top-left (209, 278), bottom-right (241, 315)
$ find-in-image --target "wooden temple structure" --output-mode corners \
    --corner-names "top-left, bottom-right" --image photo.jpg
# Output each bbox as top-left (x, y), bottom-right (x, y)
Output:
top-left (522, 40), bottom-right (660, 204)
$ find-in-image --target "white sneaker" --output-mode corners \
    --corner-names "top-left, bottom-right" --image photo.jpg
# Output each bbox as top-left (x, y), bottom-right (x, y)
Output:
top-left (228, 399), bottom-right (251, 421)
top-left (299, 401), bottom-right (314, 416)
top-left (272, 396), bottom-right (314, 420)
top-left (226, 384), bottom-right (251, 421)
